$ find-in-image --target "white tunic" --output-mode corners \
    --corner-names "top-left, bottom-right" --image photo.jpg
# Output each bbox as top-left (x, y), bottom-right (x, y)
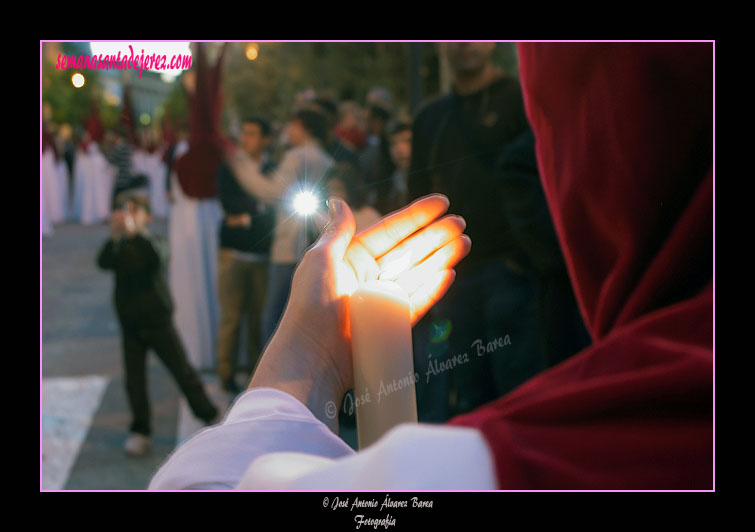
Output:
top-left (71, 149), bottom-right (88, 223)
top-left (90, 143), bottom-right (115, 221)
top-left (145, 150), bottom-right (169, 219)
top-left (42, 149), bottom-right (65, 225)
top-left (41, 171), bottom-right (53, 237)
top-left (168, 141), bottom-right (222, 371)
top-left (149, 387), bottom-right (498, 490)
top-left (131, 148), bottom-right (148, 179)
top-left (56, 159), bottom-right (70, 222)
top-left (132, 149), bottom-right (169, 219)
top-left (72, 143), bottom-right (115, 225)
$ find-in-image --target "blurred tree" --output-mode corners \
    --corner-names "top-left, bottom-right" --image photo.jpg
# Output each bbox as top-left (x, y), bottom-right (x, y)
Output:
top-left (222, 42), bottom-right (515, 125)
top-left (42, 42), bottom-right (103, 128)
top-left (224, 43), bottom-right (419, 125)
top-left (99, 102), bottom-right (121, 130)
top-left (41, 42), bottom-right (519, 135)
top-left (162, 80), bottom-right (189, 126)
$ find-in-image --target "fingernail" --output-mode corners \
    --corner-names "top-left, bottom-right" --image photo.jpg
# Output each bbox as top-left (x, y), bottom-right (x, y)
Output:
top-left (328, 198), bottom-right (341, 218)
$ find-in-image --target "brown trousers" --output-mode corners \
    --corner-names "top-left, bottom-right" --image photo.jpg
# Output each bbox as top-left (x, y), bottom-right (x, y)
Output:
top-left (216, 249), bottom-right (268, 382)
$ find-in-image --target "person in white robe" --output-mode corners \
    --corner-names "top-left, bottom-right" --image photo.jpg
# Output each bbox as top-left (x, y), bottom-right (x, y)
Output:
top-left (42, 147), bottom-right (65, 225)
top-left (56, 156), bottom-right (70, 222)
top-left (73, 140), bottom-right (116, 225)
top-left (166, 42), bottom-right (229, 373)
top-left (168, 140), bottom-right (222, 371)
top-left (41, 175), bottom-right (53, 237)
top-left (90, 141), bottom-right (116, 222)
top-left (144, 147), bottom-right (169, 219)
top-left (71, 144), bottom-right (88, 223)
top-left (131, 145), bottom-right (148, 180)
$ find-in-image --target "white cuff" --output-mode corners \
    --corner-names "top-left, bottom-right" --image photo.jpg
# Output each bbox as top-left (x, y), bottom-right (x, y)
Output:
top-left (148, 387), bottom-right (355, 490)
top-left (237, 422), bottom-right (499, 490)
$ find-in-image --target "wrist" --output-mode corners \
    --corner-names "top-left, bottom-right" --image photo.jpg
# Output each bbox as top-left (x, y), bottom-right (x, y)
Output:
top-left (249, 323), bottom-right (347, 433)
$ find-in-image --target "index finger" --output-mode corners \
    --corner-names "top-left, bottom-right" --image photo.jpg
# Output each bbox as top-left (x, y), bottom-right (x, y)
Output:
top-left (352, 194), bottom-right (450, 259)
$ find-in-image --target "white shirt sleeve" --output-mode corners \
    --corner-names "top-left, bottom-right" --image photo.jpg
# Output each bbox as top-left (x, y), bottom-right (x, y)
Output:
top-left (149, 387), bottom-right (499, 491)
top-left (229, 151), bottom-right (299, 203)
top-left (148, 387), bottom-right (354, 490)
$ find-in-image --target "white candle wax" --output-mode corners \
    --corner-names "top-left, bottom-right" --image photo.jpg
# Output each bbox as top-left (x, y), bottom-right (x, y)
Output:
top-left (349, 280), bottom-right (418, 449)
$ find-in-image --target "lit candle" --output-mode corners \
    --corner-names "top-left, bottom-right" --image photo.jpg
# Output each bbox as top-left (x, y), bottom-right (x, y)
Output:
top-left (349, 279), bottom-right (417, 449)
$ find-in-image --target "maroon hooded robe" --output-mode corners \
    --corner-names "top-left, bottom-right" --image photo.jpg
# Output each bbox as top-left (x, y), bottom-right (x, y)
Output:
top-left (172, 43), bottom-right (228, 199)
top-left (447, 42), bottom-right (713, 490)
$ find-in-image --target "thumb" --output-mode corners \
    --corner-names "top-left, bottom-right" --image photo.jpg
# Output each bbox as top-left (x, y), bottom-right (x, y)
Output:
top-left (317, 197), bottom-right (356, 261)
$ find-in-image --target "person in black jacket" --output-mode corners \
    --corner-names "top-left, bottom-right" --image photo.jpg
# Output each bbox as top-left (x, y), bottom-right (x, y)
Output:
top-left (97, 189), bottom-right (219, 456)
top-left (215, 117), bottom-right (276, 395)
top-left (408, 43), bottom-right (543, 421)
top-left (495, 130), bottom-right (591, 368)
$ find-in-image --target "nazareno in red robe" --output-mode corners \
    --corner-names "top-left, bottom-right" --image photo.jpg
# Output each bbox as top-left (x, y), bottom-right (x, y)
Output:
top-left (85, 98), bottom-right (105, 144)
top-left (172, 42), bottom-right (229, 199)
top-left (447, 42), bottom-right (713, 489)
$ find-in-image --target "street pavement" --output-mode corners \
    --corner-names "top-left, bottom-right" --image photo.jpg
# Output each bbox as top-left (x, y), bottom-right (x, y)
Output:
top-left (41, 217), bottom-right (357, 491)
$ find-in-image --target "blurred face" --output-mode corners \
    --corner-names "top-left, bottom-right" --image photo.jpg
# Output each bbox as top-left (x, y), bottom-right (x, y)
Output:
top-left (240, 122), bottom-right (269, 157)
top-left (118, 200), bottom-right (151, 229)
top-left (446, 42), bottom-right (495, 76)
top-left (287, 119), bottom-right (307, 147)
top-left (390, 129), bottom-right (412, 170)
top-left (340, 110), bottom-right (358, 129)
top-left (133, 205), bottom-right (151, 228)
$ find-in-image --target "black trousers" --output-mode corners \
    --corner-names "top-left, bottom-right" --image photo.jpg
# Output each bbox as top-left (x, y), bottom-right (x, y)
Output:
top-left (121, 321), bottom-right (217, 436)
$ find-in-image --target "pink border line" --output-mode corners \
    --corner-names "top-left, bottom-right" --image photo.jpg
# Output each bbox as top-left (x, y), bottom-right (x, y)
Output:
top-left (39, 39), bottom-right (716, 494)
top-left (39, 40), bottom-right (44, 492)
top-left (40, 39), bottom-right (714, 42)
top-left (711, 40), bottom-right (715, 492)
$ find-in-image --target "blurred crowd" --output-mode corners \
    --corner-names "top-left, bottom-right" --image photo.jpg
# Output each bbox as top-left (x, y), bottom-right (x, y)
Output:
top-left (42, 42), bottom-right (590, 455)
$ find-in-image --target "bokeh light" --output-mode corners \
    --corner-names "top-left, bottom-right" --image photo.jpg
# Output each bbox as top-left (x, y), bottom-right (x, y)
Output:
top-left (246, 43), bottom-right (259, 61)
top-left (71, 73), bottom-right (85, 88)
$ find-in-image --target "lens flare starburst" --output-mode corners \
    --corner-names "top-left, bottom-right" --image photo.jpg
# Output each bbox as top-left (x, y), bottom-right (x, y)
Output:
top-left (293, 190), bottom-right (319, 216)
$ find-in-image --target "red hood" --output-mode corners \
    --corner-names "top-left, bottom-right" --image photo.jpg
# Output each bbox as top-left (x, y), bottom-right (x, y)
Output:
top-left (448, 43), bottom-right (713, 489)
top-left (86, 99), bottom-right (105, 143)
top-left (174, 42), bottom-right (228, 199)
top-left (521, 43), bottom-right (712, 341)
top-left (121, 86), bottom-right (138, 145)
